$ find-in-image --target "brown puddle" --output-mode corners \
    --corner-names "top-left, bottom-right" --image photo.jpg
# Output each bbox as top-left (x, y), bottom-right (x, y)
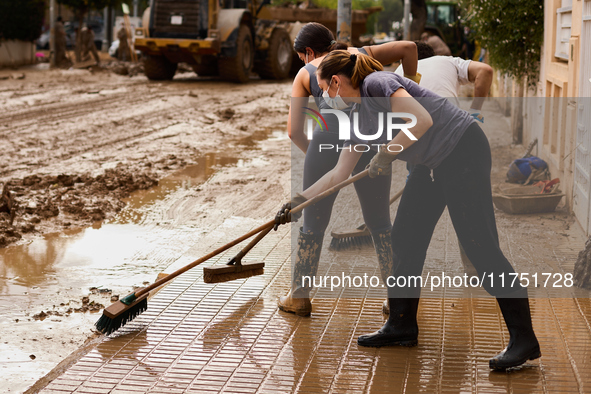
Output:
top-left (0, 224), bottom-right (171, 314)
top-left (235, 128), bottom-right (289, 148)
top-left (115, 152), bottom-right (240, 224)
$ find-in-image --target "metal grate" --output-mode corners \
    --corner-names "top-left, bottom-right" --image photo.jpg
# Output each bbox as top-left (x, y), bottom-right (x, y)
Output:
top-left (152, 0), bottom-right (201, 38)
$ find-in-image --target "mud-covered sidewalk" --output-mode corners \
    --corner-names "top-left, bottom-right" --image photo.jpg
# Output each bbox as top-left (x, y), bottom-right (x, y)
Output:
top-left (26, 95), bottom-right (591, 393)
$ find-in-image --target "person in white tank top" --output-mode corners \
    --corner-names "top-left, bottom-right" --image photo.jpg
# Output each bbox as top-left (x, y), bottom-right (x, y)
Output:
top-left (394, 41), bottom-right (493, 122)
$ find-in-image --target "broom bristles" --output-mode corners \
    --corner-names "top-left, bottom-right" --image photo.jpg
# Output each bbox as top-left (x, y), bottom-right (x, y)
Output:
top-left (203, 261), bottom-right (265, 283)
top-left (329, 234), bottom-right (374, 251)
top-left (95, 294), bottom-right (149, 335)
top-left (330, 223), bottom-right (373, 251)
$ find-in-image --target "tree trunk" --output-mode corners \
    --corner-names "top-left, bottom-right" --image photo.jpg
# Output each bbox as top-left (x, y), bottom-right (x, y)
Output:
top-left (511, 80), bottom-right (524, 145)
top-left (410, 0), bottom-right (427, 41)
top-left (106, 5), bottom-right (113, 47)
top-left (75, 11), bottom-right (86, 63)
top-left (503, 75), bottom-right (512, 117)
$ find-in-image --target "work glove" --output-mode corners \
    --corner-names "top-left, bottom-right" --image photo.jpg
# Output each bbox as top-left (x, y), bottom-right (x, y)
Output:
top-left (469, 108), bottom-right (484, 123)
top-left (367, 146), bottom-right (398, 178)
top-left (274, 193), bottom-right (307, 230)
top-left (404, 72), bottom-right (422, 84)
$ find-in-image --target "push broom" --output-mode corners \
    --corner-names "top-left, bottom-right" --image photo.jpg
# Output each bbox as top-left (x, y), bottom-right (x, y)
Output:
top-left (95, 169), bottom-right (370, 335)
top-left (329, 186), bottom-right (405, 251)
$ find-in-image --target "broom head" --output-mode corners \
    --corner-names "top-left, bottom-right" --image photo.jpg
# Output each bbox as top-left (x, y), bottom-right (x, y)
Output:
top-left (203, 261), bottom-right (264, 283)
top-left (95, 291), bottom-right (149, 335)
top-left (329, 224), bottom-right (373, 251)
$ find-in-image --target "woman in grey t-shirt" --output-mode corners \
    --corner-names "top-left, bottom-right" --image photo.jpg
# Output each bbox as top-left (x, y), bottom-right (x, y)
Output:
top-left (275, 50), bottom-right (541, 371)
top-left (279, 22), bottom-right (419, 318)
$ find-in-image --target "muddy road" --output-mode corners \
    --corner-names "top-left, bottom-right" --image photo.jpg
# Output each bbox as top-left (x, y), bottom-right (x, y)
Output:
top-left (0, 65), bottom-right (292, 244)
top-left (0, 65), bottom-right (294, 392)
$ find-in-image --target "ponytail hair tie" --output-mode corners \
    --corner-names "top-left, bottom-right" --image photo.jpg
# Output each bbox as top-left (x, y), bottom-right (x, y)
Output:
top-left (350, 53), bottom-right (357, 62)
top-left (330, 40), bottom-right (336, 45)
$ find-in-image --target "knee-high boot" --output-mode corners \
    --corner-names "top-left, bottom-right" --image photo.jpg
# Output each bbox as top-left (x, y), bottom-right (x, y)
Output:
top-left (489, 289), bottom-right (541, 370)
top-left (358, 297), bottom-right (419, 347)
top-left (359, 231), bottom-right (419, 347)
top-left (278, 229), bottom-right (323, 316)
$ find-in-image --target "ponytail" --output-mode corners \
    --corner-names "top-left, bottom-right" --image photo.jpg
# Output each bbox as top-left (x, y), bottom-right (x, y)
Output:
top-left (317, 50), bottom-right (383, 88)
top-left (328, 40), bottom-right (349, 52)
top-left (294, 22), bottom-right (349, 55)
top-left (351, 53), bottom-right (383, 88)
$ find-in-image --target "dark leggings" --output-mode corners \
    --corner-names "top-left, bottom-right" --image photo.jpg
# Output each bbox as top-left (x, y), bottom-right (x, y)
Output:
top-left (390, 123), bottom-right (518, 297)
top-left (302, 130), bottom-right (392, 235)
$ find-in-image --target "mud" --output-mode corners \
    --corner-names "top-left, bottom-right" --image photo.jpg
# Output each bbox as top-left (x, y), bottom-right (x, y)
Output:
top-left (0, 64), bottom-right (291, 249)
top-left (0, 166), bottom-right (158, 247)
top-left (32, 296), bottom-right (104, 321)
top-left (100, 60), bottom-right (145, 77)
top-left (98, 60), bottom-right (194, 77)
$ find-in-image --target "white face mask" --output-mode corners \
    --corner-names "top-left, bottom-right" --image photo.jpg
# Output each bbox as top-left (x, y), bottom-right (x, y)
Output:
top-left (322, 78), bottom-right (349, 110)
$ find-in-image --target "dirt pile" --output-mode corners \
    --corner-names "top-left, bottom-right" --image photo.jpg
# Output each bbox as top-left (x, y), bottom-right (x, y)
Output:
top-left (100, 60), bottom-right (145, 77)
top-left (574, 236), bottom-right (591, 289)
top-left (0, 164), bottom-right (158, 247)
top-left (99, 60), bottom-right (194, 77)
top-left (32, 296), bottom-right (105, 321)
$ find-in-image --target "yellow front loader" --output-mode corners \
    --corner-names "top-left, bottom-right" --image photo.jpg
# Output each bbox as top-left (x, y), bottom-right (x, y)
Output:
top-left (134, 0), bottom-right (295, 82)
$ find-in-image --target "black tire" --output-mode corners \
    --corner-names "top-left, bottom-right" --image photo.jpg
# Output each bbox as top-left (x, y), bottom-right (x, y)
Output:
top-left (192, 55), bottom-right (219, 77)
top-left (219, 25), bottom-right (254, 83)
top-left (255, 27), bottom-right (293, 80)
top-left (143, 55), bottom-right (177, 80)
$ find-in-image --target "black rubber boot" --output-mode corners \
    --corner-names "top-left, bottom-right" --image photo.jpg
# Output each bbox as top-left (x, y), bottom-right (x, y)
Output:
top-left (357, 297), bottom-right (419, 347)
top-left (371, 229), bottom-right (394, 315)
top-left (278, 228), bottom-right (323, 316)
top-left (489, 293), bottom-right (541, 370)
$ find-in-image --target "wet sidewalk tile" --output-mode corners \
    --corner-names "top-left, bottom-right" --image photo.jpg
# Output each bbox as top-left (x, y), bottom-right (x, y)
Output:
top-left (37, 212), bottom-right (591, 393)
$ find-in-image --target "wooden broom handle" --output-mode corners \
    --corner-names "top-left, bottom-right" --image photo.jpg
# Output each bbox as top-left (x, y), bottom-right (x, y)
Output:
top-left (228, 170), bottom-right (373, 264)
top-left (135, 169), bottom-right (369, 296)
top-left (291, 169), bottom-right (369, 214)
top-left (389, 186), bottom-right (405, 205)
top-left (229, 225), bottom-right (274, 264)
top-left (135, 220), bottom-right (276, 296)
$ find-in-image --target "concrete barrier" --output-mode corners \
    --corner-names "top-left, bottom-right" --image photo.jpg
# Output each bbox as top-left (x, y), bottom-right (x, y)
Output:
top-left (0, 40), bottom-right (36, 67)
